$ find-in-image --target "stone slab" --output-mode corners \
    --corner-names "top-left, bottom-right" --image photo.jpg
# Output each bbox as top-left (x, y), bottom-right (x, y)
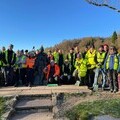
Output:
top-left (0, 85), bottom-right (91, 97)
top-left (15, 99), bottom-right (52, 109)
top-left (10, 112), bottom-right (53, 120)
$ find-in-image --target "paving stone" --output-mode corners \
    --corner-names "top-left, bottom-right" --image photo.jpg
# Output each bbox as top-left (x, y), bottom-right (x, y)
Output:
top-left (15, 99), bottom-right (53, 109)
top-left (0, 85), bottom-right (91, 97)
top-left (10, 112), bottom-right (53, 120)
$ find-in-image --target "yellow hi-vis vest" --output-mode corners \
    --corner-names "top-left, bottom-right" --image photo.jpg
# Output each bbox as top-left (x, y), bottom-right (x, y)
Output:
top-left (106, 55), bottom-right (118, 70)
top-left (96, 52), bottom-right (106, 68)
top-left (21, 55), bottom-right (27, 68)
top-left (77, 58), bottom-right (87, 77)
top-left (74, 58), bottom-right (80, 69)
top-left (85, 49), bottom-right (96, 69)
top-left (16, 55), bottom-right (27, 68)
top-left (67, 53), bottom-right (75, 65)
top-left (3, 50), bottom-right (15, 66)
top-left (53, 51), bottom-right (59, 64)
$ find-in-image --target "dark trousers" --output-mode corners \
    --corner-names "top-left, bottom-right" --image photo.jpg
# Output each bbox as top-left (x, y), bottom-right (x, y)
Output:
top-left (108, 69), bottom-right (118, 91)
top-left (0, 70), bottom-right (4, 86)
top-left (87, 69), bottom-right (95, 87)
top-left (26, 68), bottom-right (34, 85)
top-left (80, 77), bottom-right (87, 86)
top-left (15, 68), bottom-right (27, 86)
top-left (48, 76), bottom-right (59, 84)
top-left (3, 66), bottom-right (15, 86)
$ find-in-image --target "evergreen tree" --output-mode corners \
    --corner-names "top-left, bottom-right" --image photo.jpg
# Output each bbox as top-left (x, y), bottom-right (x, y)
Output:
top-left (112, 31), bottom-right (117, 44)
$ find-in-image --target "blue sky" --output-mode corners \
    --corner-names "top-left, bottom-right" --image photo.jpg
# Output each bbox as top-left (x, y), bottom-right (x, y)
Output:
top-left (0, 0), bottom-right (120, 51)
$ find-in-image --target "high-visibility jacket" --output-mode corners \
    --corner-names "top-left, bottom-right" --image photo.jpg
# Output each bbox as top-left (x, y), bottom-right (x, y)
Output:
top-left (106, 54), bottom-right (118, 70)
top-left (3, 50), bottom-right (16, 66)
top-left (74, 58), bottom-right (81, 69)
top-left (44, 64), bottom-right (60, 80)
top-left (53, 52), bottom-right (59, 64)
top-left (117, 54), bottom-right (120, 73)
top-left (21, 55), bottom-right (27, 68)
top-left (96, 52), bottom-right (106, 68)
top-left (77, 58), bottom-right (87, 77)
top-left (16, 55), bottom-right (27, 69)
top-left (26, 57), bottom-right (36, 69)
top-left (67, 53), bottom-right (76, 66)
top-left (85, 49), bottom-right (96, 69)
top-left (0, 51), bottom-right (5, 67)
top-left (0, 52), bottom-right (2, 66)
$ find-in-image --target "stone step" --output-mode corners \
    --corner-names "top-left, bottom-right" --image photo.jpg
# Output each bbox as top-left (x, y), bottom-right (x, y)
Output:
top-left (9, 111), bottom-right (53, 120)
top-left (18, 94), bottom-right (52, 100)
top-left (15, 98), bottom-right (53, 111)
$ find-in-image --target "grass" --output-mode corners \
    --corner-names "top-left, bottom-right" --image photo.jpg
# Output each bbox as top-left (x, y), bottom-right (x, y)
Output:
top-left (65, 98), bottom-right (120, 120)
top-left (0, 97), bottom-right (5, 119)
top-left (64, 92), bottom-right (87, 100)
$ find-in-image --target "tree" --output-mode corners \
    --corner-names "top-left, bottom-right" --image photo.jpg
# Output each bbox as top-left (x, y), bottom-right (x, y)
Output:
top-left (112, 31), bottom-right (117, 44)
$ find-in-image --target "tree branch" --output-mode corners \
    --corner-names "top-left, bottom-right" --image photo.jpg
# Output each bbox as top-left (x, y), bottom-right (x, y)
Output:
top-left (85, 0), bottom-right (120, 12)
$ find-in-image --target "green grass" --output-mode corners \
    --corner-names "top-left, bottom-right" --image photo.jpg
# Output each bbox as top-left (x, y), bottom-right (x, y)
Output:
top-left (0, 97), bottom-right (5, 119)
top-left (66, 98), bottom-right (120, 120)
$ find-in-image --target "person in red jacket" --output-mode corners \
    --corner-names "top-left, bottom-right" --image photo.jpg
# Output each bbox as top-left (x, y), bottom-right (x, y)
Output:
top-left (43, 60), bottom-right (60, 84)
top-left (26, 51), bottom-right (36, 87)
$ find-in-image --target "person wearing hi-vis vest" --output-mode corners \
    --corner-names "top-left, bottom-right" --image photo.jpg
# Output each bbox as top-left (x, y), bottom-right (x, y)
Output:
top-left (2, 44), bottom-right (16, 86)
top-left (104, 46), bottom-right (118, 93)
top-left (93, 45), bottom-right (106, 91)
top-left (66, 48), bottom-right (76, 75)
top-left (85, 44), bottom-right (97, 88)
top-left (14, 50), bottom-right (27, 87)
top-left (74, 53), bottom-right (87, 86)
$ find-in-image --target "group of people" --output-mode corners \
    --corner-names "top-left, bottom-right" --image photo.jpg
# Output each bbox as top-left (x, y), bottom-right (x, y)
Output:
top-left (0, 43), bottom-right (120, 93)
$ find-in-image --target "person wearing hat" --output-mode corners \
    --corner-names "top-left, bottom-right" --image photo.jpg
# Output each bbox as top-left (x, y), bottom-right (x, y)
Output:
top-left (2, 44), bottom-right (16, 86)
top-left (43, 60), bottom-right (60, 84)
top-left (34, 46), bottom-right (48, 85)
top-left (104, 46), bottom-right (118, 93)
top-left (93, 45), bottom-right (106, 91)
top-left (25, 50), bottom-right (29, 57)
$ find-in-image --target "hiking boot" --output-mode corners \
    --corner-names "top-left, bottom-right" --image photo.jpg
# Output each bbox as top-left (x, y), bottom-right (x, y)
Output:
top-left (28, 83), bottom-right (32, 87)
top-left (14, 84), bottom-right (18, 87)
top-left (110, 89), bottom-right (113, 93)
top-left (101, 87), bottom-right (104, 91)
top-left (113, 89), bottom-right (117, 93)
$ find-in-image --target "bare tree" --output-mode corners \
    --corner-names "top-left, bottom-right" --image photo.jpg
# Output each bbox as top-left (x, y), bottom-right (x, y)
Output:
top-left (85, 0), bottom-right (120, 12)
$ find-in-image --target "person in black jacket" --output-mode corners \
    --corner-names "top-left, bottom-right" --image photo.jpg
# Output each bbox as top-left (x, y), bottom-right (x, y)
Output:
top-left (2, 44), bottom-right (16, 86)
top-left (34, 46), bottom-right (48, 85)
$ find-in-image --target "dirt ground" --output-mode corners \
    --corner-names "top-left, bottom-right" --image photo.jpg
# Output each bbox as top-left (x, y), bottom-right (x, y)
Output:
top-left (55, 91), bottom-right (120, 119)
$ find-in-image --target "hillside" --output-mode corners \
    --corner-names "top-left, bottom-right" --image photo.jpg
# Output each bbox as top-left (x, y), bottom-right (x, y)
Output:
top-left (45, 35), bottom-right (120, 53)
